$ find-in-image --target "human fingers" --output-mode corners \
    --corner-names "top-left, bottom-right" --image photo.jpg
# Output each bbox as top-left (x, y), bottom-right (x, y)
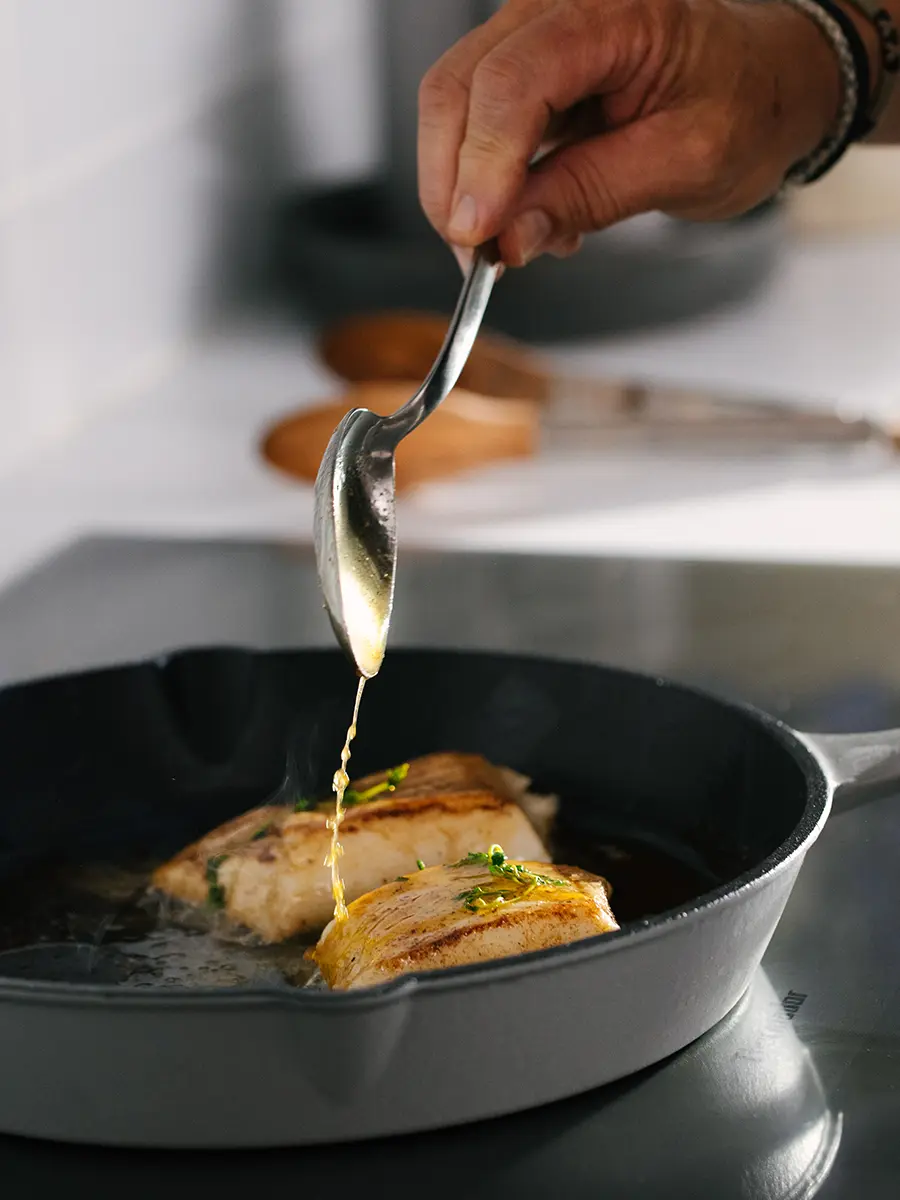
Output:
top-left (418, 0), bottom-right (551, 239)
top-left (445, 1), bottom-right (672, 245)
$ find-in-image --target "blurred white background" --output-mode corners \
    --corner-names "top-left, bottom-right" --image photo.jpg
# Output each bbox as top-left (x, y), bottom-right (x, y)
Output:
top-left (0, 0), bottom-right (378, 476)
top-left (1, 0), bottom-right (900, 589)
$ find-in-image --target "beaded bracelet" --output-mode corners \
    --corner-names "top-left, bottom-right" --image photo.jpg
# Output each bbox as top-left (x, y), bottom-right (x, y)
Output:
top-left (841, 0), bottom-right (900, 123)
top-left (778, 0), bottom-right (864, 184)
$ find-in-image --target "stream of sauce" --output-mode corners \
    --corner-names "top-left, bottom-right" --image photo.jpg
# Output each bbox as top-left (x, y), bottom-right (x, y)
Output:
top-left (324, 675), bottom-right (366, 922)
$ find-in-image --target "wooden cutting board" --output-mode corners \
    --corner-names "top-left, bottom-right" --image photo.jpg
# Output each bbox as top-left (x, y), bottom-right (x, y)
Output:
top-left (261, 382), bottom-right (539, 493)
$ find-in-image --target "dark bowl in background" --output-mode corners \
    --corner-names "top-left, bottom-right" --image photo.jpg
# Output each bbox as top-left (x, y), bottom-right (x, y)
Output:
top-left (275, 179), bottom-right (783, 343)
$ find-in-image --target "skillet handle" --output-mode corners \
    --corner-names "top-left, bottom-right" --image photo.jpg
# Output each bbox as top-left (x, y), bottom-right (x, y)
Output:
top-left (796, 728), bottom-right (900, 815)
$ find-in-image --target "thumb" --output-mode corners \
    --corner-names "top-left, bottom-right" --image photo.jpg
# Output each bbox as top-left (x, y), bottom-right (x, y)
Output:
top-left (497, 120), bottom-right (684, 265)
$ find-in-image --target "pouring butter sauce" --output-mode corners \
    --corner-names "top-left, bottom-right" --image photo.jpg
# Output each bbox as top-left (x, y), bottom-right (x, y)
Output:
top-left (324, 676), bottom-right (366, 922)
top-left (313, 243), bottom-right (501, 924)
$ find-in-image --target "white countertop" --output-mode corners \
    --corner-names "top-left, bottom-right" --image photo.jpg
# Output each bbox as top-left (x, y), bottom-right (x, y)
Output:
top-left (2, 228), bottom-right (900, 593)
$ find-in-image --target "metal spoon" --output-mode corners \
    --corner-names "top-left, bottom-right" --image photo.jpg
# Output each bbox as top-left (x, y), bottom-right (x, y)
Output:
top-left (313, 241), bottom-right (503, 678)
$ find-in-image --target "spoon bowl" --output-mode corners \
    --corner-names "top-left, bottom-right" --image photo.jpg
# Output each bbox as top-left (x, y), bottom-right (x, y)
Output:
top-left (313, 406), bottom-right (398, 679)
top-left (313, 242), bottom-right (502, 677)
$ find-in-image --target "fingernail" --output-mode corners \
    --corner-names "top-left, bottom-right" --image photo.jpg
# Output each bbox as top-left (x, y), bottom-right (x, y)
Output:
top-left (449, 193), bottom-right (479, 239)
top-left (548, 234), bottom-right (583, 260)
top-left (511, 208), bottom-right (553, 264)
top-left (451, 244), bottom-right (473, 275)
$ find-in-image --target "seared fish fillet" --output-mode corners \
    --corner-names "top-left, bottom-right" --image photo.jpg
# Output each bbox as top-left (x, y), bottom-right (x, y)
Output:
top-left (313, 853), bottom-right (619, 990)
top-left (151, 753), bottom-right (550, 942)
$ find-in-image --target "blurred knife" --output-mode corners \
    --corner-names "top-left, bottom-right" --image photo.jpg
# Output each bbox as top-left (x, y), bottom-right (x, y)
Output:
top-left (319, 312), bottom-right (898, 453)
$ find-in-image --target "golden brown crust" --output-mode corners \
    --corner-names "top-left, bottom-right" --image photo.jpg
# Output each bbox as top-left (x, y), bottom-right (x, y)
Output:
top-left (335, 790), bottom-right (508, 828)
top-left (348, 753), bottom-right (521, 801)
top-left (387, 901), bottom-right (592, 966)
top-left (314, 859), bottom-right (619, 990)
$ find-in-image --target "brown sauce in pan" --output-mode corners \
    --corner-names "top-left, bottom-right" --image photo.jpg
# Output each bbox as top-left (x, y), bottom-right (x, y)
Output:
top-left (550, 826), bottom-right (718, 926)
top-left (0, 862), bottom-right (320, 990)
top-left (0, 825), bottom-right (716, 989)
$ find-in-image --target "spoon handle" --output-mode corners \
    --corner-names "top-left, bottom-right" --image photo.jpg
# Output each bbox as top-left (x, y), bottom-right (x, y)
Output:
top-left (379, 240), bottom-right (503, 446)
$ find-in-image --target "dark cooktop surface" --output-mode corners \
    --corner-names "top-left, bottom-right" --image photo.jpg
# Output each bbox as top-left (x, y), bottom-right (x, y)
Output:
top-left (1, 536), bottom-right (899, 1198)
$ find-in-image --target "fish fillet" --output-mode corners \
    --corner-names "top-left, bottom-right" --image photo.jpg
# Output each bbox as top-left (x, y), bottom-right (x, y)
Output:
top-left (313, 855), bottom-right (619, 990)
top-left (151, 753), bottom-right (550, 942)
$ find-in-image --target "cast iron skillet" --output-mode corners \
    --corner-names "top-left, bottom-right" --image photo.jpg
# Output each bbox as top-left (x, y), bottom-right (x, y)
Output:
top-left (0, 646), bottom-right (897, 1149)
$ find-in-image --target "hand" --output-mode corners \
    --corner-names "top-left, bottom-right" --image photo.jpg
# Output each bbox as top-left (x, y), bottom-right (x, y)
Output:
top-left (417, 0), bottom-right (844, 266)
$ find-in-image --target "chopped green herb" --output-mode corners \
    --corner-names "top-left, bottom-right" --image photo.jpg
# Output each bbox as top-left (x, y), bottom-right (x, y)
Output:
top-left (452, 844), bottom-right (568, 913)
top-left (293, 795), bottom-right (316, 812)
top-left (342, 763), bottom-right (410, 807)
top-left (395, 875), bottom-right (409, 883)
top-left (251, 824), bottom-right (271, 841)
top-left (205, 854), bottom-right (229, 909)
top-left (416, 859), bottom-right (426, 871)
top-left (387, 763), bottom-right (410, 788)
top-left (452, 845), bottom-right (508, 869)
top-left (206, 854), bottom-right (228, 879)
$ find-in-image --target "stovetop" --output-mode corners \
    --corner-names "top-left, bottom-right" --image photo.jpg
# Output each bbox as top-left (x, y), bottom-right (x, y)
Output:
top-left (1, 536), bottom-right (899, 1198)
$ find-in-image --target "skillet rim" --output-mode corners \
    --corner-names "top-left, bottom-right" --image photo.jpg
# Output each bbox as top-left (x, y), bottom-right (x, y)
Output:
top-left (0, 645), bottom-right (830, 1007)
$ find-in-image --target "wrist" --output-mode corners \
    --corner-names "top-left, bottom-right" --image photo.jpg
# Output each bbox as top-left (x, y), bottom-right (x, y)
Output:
top-left (751, 1), bottom-right (846, 164)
